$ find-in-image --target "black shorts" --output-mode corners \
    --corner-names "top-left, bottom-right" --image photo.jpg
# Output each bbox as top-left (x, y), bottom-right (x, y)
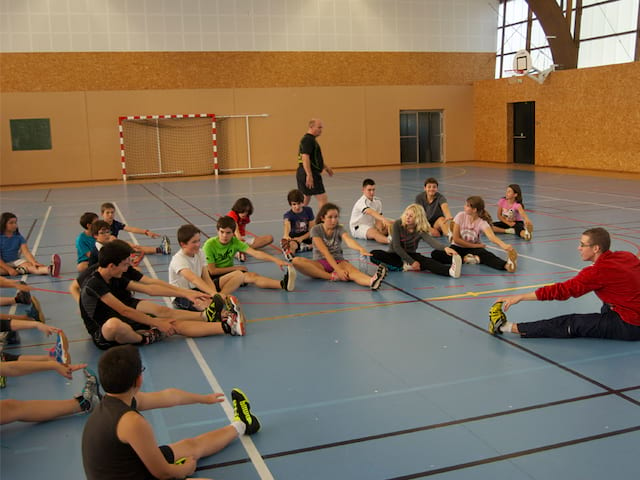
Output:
top-left (159, 445), bottom-right (175, 463)
top-left (90, 317), bottom-right (149, 350)
top-left (1, 352), bottom-right (19, 362)
top-left (296, 165), bottom-right (325, 196)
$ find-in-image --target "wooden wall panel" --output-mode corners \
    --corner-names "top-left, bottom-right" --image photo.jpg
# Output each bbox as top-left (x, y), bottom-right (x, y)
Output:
top-left (0, 52), bottom-right (496, 92)
top-left (474, 62), bottom-right (640, 173)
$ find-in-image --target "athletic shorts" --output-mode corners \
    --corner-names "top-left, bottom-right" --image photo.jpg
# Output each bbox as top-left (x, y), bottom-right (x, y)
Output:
top-left (91, 315), bottom-right (148, 351)
top-left (296, 166), bottom-right (325, 196)
top-left (5, 258), bottom-right (28, 268)
top-left (350, 224), bottom-right (373, 240)
top-left (317, 259), bottom-right (344, 273)
top-left (1, 352), bottom-right (20, 362)
top-left (159, 445), bottom-right (175, 463)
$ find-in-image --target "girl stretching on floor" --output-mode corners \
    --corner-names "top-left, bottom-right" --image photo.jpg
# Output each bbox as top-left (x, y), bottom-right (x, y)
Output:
top-left (432, 196), bottom-right (518, 272)
top-left (491, 184), bottom-right (534, 240)
top-left (370, 204), bottom-right (462, 278)
top-left (291, 203), bottom-right (387, 290)
top-left (0, 212), bottom-right (61, 277)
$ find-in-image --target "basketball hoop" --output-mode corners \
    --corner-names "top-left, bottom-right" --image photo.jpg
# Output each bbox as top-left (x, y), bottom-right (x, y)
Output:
top-left (508, 49), bottom-right (554, 85)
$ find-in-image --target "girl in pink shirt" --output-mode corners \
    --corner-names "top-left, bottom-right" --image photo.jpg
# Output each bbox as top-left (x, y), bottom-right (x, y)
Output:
top-left (491, 184), bottom-right (534, 240)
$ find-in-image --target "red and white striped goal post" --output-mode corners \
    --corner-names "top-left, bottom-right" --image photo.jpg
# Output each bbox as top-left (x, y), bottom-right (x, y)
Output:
top-left (118, 113), bottom-right (218, 181)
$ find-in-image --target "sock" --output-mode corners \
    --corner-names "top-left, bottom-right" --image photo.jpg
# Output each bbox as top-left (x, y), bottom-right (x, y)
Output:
top-left (232, 420), bottom-right (246, 436)
top-left (505, 228), bottom-right (516, 234)
top-left (75, 395), bottom-right (90, 412)
top-left (500, 322), bottom-right (514, 333)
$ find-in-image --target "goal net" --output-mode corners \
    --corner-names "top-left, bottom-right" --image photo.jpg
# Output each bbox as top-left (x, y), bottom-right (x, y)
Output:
top-left (118, 114), bottom-right (218, 180)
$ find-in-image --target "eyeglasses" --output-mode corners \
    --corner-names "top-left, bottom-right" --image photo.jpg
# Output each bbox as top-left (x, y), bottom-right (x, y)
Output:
top-left (579, 242), bottom-right (593, 248)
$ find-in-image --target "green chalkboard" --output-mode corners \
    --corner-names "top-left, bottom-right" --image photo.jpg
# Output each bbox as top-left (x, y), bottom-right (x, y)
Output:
top-left (10, 118), bottom-right (52, 151)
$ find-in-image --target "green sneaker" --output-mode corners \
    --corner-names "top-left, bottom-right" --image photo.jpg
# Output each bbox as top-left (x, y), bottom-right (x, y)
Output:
top-left (232, 388), bottom-right (260, 435)
top-left (489, 301), bottom-right (507, 336)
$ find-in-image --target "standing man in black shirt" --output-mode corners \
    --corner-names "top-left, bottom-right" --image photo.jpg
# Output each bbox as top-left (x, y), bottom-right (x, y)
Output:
top-left (296, 118), bottom-right (334, 208)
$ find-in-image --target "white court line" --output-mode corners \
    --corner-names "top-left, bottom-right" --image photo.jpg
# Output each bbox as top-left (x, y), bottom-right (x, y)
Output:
top-left (486, 245), bottom-right (581, 272)
top-left (114, 202), bottom-right (274, 480)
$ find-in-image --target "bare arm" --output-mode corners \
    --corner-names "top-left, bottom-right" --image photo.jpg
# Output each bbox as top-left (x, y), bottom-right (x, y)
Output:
top-left (19, 243), bottom-right (41, 266)
top-left (301, 154), bottom-right (314, 188)
top-left (440, 202), bottom-right (453, 220)
top-left (123, 225), bottom-right (160, 238)
top-left (100, 291), bottom-right (175, 334)
top-left (283, 219), bottom-right (292, 239)
top-left (0, 360), bottom-right (86, 379)
top-left (136, 389), bottom-right (224, 411)
top-left (7, 318), bottom-right (59, 335)
top-left (207, 261), bottom-right (247, 276)
top-left (341, 232), bottom-right (370, 257)
top-left (451, 222), bottom-right (485, 249)
top-left (245, 246), bottom-right (289, 268)
top-left (69, 279), bottom-right (81, 303)
top-left (498, 292), bottom-right (538, 311)
top-left (174, 267), bottom-right (217, 296)
top-left (482, 226), bottom-right (513, 251)
top-left (119, 412), bottom-right (196, 480)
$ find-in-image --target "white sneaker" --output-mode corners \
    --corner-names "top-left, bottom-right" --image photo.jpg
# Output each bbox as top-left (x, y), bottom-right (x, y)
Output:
top-left (463, 254), bottom-right (480, 264)
top-left (223, 295), bottom-right (246, 336)
top-left (505, 249), bottom-right (518, 272)
top-left (447, 230), bottom-right (453, 243)
top-left (449, 254), bottom-right (462, 278)
top-left (281, 265), bottom-right (296, 291)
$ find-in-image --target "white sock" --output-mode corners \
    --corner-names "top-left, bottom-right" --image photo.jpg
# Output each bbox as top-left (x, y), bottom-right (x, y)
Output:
top-left (500, 322), bottom-right (514, 333)
top-left (232, 420), bottom-right (246, 436)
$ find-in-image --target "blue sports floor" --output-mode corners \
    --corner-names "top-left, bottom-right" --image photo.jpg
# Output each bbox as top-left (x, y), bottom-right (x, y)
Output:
top-left (1, 163), bottom-right (639, 479)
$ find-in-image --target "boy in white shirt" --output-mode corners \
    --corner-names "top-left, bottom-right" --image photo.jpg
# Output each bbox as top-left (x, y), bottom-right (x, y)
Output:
top-left (349, 178), bottom-right (394, 245)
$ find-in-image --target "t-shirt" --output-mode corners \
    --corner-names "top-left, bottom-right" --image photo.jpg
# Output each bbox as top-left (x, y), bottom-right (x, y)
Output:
top-left (298, 133), bottom-right (324, 173)
top-left (284, 207), bottom-right (314, 237)
top-left (349, 195), bottom-right (383, 232)
top-left (0, 233), bottom-right (26, 263)
top-left (202, 236), bottom-right (249, 268)
top-left (227, 210), bottom-right (250, 236)
top-left (497, 198), bottom-right (523, 222)
top-left (414, 192), bottom-right (448, 224)
top-left (108, 219), bottom-right (126, 237)
top-left (76, 232), bottom-right (95, 263)
top-left (80, 270), bottom-right (132, 336)
top-left (82, 396), bottom-right (157, 480)
top-left (452, 211), bottom-right (490, 246)
top-left (311, 224), bottom-right (345, 261)
top-left (169, 249), bottom-right (207, 292)
top-left (388, 219), bottom-right (446, 265)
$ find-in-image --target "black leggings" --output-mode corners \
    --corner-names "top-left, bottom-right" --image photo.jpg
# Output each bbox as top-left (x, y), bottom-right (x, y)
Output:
top-left (370, 250), bottom-right (450, 276)
top-left (432, 245), bottom-right (507, 271)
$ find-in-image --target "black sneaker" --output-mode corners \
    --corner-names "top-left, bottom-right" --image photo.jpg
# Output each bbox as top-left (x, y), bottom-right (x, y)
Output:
top-left (370, 264), bottom-right (387, 290)
top-left (15, 266), bottom-right (28, 275)
top-left (28, 296), bottom-right (45, 322)
top-left (15, 289), bottom-right (32, 305)
top-left (204, 294), bottom-right (225, 322)
top-left (6, 330), bottom-right (20, 345)
top-left (137, 327), bottom-right (165, 345)
top-left (232, 388), bottom-right (260, 435)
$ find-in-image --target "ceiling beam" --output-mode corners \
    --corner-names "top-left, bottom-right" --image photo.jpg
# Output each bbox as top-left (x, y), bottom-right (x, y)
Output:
top-left (527, 0), bottom-right (578, 69)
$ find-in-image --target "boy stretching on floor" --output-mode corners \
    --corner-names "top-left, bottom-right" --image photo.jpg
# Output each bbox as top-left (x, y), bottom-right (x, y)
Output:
top-left (82, 345), bottom-right (260, 480)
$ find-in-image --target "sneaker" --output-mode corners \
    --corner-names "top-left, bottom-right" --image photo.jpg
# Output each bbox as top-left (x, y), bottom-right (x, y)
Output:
top-left (370, 264), bottom-right (387, 290)
top-left (299, 243), bottom-right (313, 252)
top-left (50, 254), bottom-right (61, 277)
top-left (204, 294), bottom-right (225, 322)
top-left (222, 295), bottom-right (246, 336)
top-left (0, 373), bottom-right (6, 389)
top-left (329, 271), bottom-right (340, 282)
top-left (282, 247), bottom-right (294, 262)
top-left (505, 249), bottom-right (518, 273)
top-left (5, 330), bottom-right (20, 345)
top-left (488, 301), bottom-right (507, 336)
top-left (15, 265), bottom-right (28, 275)
top-left (463, 254), bottom-right (480, 265)
top-left (48, 330), bottom-right (71, 365)
top-left (28, 295), bottom-right (45, 322)
top-left (449, 254), bottom-right (462, 278)
top-left (523, 222), bottom-right (533, 241)
top-left (81, 367), bottom-right (102, 412)
top-left (15, 289), bottom-right (32, 305)
top-left (281, 265), bottom-right (296, 292)
top-left (232, 388), bottom-right (261, 435)
top-left (160, 235), bottom-right (171, 255)
top-left (137, 327), bottom-right (165, 345)
top-left (280, 238), bottom-right (289, 251)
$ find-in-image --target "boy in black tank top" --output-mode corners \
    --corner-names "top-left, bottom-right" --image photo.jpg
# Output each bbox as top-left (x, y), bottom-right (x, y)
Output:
top-left (82, 345), bottom-right (260, 480)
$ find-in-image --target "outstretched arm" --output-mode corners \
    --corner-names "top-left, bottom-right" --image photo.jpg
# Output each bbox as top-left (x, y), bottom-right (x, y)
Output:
top-left (123, 225), bottom-right (160, 238)
top-left (483, 226), bottom-right (513, 251)
top-left (246, 246), bottom-right (288, 268)
top-left (136, 389), bottom-right (224, 411)
top-left (498, 292), bottom-right (538, 311)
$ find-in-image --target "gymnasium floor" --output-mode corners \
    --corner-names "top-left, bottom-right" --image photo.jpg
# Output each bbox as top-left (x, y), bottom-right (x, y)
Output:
top-left (1, 163), bottom-right (639, 480)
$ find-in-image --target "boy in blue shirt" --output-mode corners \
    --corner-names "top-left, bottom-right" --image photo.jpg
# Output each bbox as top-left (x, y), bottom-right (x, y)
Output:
top-left (76, 212), bottom-right (99, 272)
top-left (281, 189), bottom-right (315, 261)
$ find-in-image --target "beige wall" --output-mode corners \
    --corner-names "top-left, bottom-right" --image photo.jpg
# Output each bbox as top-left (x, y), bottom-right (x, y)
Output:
top-left (1, 85), bottom-right (475, 185)
top-left (0, 50), bottom-right (492, 186)
top-left (474, 61), bottom-right (640, 173)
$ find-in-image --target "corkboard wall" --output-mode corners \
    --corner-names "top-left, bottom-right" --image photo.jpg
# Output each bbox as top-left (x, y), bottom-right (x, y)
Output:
top-left (473, 61), bottom-right (640, 173)
top-left (0, 51), bottom-right (496, 92)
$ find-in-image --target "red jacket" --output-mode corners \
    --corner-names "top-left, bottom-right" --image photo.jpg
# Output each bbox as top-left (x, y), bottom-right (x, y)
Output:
top-left (535, 250), bottom-right (640, 326)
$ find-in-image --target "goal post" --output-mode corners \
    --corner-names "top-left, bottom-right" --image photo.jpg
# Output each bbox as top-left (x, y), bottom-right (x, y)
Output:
top-left (118, 114), bottom-right (218, 181)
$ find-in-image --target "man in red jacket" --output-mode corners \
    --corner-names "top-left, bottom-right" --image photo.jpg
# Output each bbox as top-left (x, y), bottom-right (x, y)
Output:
top-left (490, 227), bottom-right (640, 340)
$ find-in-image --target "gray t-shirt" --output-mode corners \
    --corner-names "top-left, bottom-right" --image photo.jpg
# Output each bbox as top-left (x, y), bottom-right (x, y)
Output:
top-left (311, 224), bottom-right (346, 261)
top-left (415, 191), bottom-right (447, 224)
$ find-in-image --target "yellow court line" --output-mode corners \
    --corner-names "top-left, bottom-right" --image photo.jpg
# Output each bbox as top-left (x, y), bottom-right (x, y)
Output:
top-left (249, 283), bottom-right (552, 323)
